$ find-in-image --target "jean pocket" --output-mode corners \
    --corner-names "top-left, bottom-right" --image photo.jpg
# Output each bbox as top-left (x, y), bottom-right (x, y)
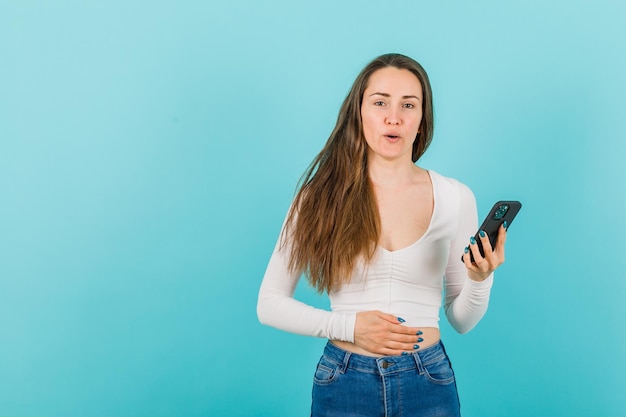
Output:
top-left (423, 354), bottom-right (456, 385)
top-left (313, 356), bottom-right (341, 386)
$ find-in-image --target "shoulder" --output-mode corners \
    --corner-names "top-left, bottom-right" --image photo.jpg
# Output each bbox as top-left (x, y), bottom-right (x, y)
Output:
top-left (428, 170), bottom-right (479, 235)
top-left (429, 170), bottom-right (475, 203)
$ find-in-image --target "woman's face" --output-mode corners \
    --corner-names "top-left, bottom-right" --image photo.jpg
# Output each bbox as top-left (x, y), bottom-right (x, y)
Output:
top-left (361, 67), bottom-right (423, 163)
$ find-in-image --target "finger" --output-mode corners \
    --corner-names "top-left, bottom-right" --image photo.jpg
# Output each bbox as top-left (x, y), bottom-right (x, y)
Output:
top-left (478, 230), bottom-right (494, 256)
top-left (372, 311), bottom-right (403, 325)
top-left (381, 337), bottom-right (417, 349)
top-left (369, 310), bottom-right (405, 324)
top-left (392, 333), bottom-right (425, 346)
top-left (383, 317), bottom-right (425, 340)
top-left (384, 314), bottom-right (425, 336)
top-left (388, 335), bottom-right (428, 355)
top-left (390, 326), bottom-right (424, 339)
top-left (377, 346), bottom-right (408, 356)
top-left (495, 223), bottom-right (508, 254)
top-left (487, 225), bottom-right (506, 265)
top-left (462, 246), bottom-right (475, 269)
top-left (468, 236), bottom-right (485, 266)
top-left (478, 230), bottom-right (501, 267)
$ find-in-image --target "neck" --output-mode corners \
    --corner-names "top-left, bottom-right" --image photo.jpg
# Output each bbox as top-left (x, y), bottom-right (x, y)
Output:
top-left (367, 155), bottom-right (421, 188)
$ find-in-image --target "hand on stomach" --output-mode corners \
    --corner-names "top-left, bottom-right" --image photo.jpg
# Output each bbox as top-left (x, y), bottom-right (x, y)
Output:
top-left (332, 310), bottom-right (441, 357)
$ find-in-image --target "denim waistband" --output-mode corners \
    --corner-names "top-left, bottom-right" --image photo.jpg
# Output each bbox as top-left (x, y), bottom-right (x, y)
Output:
top-left (322, 340), bottom-right (450, 376)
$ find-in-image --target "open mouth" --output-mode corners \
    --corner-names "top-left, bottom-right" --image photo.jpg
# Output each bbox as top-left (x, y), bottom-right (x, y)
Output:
top-left (385, 135), bottom-right (399, 139)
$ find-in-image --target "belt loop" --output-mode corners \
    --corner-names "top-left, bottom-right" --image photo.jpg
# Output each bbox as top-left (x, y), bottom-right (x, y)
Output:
top-left (340, 350), bottom-right (351, 374)
top-left (412, 350), bottom-right (425, 375)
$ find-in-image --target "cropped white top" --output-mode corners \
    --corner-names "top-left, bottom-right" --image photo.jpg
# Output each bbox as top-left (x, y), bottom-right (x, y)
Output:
top-left (257, 170), bottom-right (493, 343)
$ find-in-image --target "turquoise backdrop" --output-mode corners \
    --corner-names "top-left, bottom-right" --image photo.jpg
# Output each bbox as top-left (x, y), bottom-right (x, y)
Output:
top-left (1, 1), bottom-right (625, 416)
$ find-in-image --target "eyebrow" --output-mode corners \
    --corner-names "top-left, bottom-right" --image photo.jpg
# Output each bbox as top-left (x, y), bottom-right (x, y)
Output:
top-left (369, 92), bottom-right (421, 100)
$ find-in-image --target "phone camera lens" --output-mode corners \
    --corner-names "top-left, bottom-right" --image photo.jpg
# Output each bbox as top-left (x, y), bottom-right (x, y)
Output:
top-left (494, 205), bottom-right (509, 220)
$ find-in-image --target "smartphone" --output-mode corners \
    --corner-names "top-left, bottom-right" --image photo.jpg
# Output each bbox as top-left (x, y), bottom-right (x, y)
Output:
top-left (462, 201), bottom-right (522, 263)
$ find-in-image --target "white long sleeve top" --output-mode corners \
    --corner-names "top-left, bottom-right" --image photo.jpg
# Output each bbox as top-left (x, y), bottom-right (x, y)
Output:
top-left (257, 170), bottom-right (493, 343)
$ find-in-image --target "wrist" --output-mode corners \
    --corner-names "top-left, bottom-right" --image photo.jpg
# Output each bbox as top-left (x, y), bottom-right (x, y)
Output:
top-left (466, 272), bottom-right (494, 288)
top-left (467, 271), bottom-right (489, 282)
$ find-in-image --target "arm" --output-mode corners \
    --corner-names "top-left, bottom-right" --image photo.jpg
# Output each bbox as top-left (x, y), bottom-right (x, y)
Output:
top-left (256, 230), bottom-right (357, 342)
top-left (443, 183), bottom-right (494, 334)
top-left (258, 213), bottom-right (424, 354)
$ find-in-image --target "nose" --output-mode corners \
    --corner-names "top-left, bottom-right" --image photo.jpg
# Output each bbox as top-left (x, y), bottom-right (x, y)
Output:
top-left (385, 107), bottom-right (400, 125)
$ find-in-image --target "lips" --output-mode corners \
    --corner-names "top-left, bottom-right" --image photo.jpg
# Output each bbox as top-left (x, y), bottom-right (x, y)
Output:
top-left (384, 132), bottom-right (401, 139)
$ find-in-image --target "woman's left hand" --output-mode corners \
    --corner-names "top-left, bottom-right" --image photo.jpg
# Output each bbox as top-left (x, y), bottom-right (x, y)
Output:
top-left (462, 224), bottom-right (507, 282)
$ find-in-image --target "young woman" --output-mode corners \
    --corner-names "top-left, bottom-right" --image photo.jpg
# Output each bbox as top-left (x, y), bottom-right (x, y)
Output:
top-left (257, 53), bottom-right (507, 417)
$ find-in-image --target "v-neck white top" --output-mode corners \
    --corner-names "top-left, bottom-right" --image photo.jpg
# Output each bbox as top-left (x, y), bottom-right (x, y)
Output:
top-left (257, 170), bottom-right (493, 343)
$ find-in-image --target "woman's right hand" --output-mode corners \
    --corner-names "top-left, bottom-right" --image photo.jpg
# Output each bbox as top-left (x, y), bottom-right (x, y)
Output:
top-left (354, 310), bottom-right (423, 356)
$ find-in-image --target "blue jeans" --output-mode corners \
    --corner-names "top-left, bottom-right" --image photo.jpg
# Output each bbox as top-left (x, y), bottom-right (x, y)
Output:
top-left (311, 341), bottom-right (461, 417)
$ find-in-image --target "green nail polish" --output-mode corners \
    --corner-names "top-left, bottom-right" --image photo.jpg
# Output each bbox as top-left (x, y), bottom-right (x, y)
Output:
top-left (398, 317), bottom-right (406, 323)
top-left (464, 247), bottom-right (469, 254)
top-left (417, 337), bottom-right (424, 342)
top-left (470, 236), bottom-right (476, 245)
top-left (479, 230), bottom-right (486, 238)
top-left (503, 221), bottom-right (508, 229)
top-left (402, 351), bottom-right (408, 355)
top-left (417, 330), bottom-right (423, 335)
top-left (413, 344), bottom-right (420, 350)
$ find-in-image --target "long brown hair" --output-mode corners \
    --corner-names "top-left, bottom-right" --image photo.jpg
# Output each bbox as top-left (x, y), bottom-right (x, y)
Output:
top-left (282, 53), bottom-right (434, 293)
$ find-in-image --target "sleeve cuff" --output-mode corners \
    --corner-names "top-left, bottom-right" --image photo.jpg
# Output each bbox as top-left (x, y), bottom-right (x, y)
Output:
top-left (465, 273), bottom-right (494, 291)
top-left (331, 311), bottom-right (356, 343)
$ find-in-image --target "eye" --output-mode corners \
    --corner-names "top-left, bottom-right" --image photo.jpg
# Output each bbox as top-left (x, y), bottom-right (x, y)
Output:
top-left (403, 103), bottom-right (416, 109)
top-left (374, 100), bottom-right (385, 106)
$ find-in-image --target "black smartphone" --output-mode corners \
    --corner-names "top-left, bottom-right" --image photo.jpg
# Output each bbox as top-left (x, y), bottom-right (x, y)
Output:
top-left (462, 201), bottom-right (522, 263)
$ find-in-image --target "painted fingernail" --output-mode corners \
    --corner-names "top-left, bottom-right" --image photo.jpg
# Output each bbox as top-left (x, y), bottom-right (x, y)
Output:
top-left (416, 330), bottom-right (423, 335)
top-left (417, 337), bottom-right (424, 342)
top-left (402, 351), bottom-right (408, 355)
top-left (398, 317), bottom-right (406, 323)
top-left (464, 247), bottom-right (469, 254)
top-left (470, 236), bottom-right (476, 245)
top-left (413, 344), bottom-right (420, 350)
top-left (479, 230), bottom-right (486, 238)
top-left (503, 221), bottom-right (508, 229)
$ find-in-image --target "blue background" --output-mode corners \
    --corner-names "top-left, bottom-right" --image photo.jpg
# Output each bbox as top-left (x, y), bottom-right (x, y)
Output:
top-left (1, 1), bottom-right (625, 416)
